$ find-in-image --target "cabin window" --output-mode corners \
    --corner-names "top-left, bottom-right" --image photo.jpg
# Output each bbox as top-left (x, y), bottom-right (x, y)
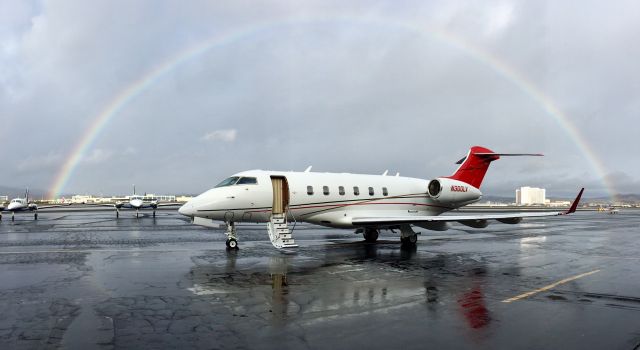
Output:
top-left (353, 186), bottom-right (360, 196)
top-left (338, 186), bottom-right (345, 195)
top-left (382, 187), bottom-right (388, 196)
top-left (307, 186), bottom-right (314, 195)
top-left (236, 177), bottom-right (257, 185)
top-left (215, 176), bottom-right (240, 188)
top-left (369, 187), bottom-right (374, 196)
top-left (323, 186), bottom-right (330, 195)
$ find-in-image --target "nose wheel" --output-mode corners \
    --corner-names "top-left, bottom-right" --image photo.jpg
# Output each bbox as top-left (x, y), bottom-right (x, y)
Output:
top-left (226, 238), bottom-right (238, 249)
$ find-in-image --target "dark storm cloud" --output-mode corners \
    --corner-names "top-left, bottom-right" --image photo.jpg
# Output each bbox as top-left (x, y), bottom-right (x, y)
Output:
top-left (1, 0), bottom-right (638, 198)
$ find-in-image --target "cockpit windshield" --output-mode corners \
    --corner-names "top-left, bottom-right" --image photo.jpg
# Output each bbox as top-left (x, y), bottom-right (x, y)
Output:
top-left (215, 176), bottom-right (240, 188)
top-left (236, 177), bottom-right (257, 185)
top-left (214, 176), bottom-right (258, 188)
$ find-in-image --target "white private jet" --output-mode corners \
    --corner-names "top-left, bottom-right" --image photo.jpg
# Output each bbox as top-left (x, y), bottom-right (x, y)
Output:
top-left (178, 146), bottom-right (584, 250)
top-left (0, 189), bottom-right (70, 221)
top-left (91, 186), bottom-right (181, 218)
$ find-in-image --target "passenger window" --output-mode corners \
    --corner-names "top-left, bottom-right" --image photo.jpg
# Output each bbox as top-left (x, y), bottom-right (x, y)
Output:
top-left (369, 187), bottom-right (374, 196)
top-left (323, 186), bottom-right (330, 195)
top-left (382, 187), bottom-right (388, 196)
top-left (339, 186), bottom-right (345, 195)
top-left (236, 177), bottom-right (257, 185)
top-left (307, 186), bottom-right (314, 195)
top-left (353, 186), bottom-right (360, 196)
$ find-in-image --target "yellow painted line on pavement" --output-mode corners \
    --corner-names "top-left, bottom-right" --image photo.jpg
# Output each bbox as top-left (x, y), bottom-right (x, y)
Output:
top-left (502, 269), bottom-right (601, 303)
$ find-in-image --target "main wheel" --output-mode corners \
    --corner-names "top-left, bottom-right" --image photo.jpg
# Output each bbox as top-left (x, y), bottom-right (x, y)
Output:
top-left (34, 213), bottom-right (38, 220)
top-left (226, 238), bottom-right (238, 249)
top-left (401, 234), bottom-right (418, 246)
top-left (363, 229), bottom-right (379, 243)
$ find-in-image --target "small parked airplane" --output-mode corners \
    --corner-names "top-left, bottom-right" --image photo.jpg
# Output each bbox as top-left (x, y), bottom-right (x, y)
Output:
top-left (90, 185), bottom-right (181, 218)
top-left (178, 146), bottom-right (584, 249)
top-left (0, 189), bottom-right (70, 221)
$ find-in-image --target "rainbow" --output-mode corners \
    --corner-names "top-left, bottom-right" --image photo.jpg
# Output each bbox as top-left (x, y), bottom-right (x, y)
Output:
top-left (47, 16), bottom-right (615, 199)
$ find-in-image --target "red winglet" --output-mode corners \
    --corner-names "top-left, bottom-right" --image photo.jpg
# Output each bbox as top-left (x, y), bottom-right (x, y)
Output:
top-left (564, 188), bottom-right (585, 215)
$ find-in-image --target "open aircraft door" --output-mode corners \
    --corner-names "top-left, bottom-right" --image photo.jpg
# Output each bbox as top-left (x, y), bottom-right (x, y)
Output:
top-left (268, 176), bottom-right (297, 248)
top-left (270, 176), bottom-right (289, 215)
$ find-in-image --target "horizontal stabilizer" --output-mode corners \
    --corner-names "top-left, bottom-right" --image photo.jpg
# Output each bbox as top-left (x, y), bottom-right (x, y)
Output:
top-left (456, 153), bottom-right (543, 164)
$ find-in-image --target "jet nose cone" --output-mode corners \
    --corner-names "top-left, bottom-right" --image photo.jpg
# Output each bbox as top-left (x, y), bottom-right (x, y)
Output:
top-left (178, 202), bottom-right (194, 217)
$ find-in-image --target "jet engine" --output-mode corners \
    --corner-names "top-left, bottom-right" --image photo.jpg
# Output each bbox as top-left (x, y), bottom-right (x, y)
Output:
top-left (28, 203), bottom-right (38, 211)
top-left (115, 202), bottom-right (123, 209)
top-left (427, 178), bottom-right (482, 206)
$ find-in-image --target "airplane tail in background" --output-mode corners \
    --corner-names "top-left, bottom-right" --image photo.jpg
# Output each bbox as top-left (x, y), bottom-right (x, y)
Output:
top-left (448, 146), bottom-right (543, 189)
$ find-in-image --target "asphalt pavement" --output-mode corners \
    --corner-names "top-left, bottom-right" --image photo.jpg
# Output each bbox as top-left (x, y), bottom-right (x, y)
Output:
top-left (0, 209), bottom-right (639, 349)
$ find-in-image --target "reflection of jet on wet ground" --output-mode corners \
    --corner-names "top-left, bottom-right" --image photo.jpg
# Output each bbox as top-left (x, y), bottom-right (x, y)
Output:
top-left (0, 189), bottom-right (70, 221)
top-left (178, 146), bottom-right (584, 250)
top-left (90, 185), bottom-right (181, 218)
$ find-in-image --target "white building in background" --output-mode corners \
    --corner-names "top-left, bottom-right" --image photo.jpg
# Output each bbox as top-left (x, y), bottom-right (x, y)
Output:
top-left (0, 195), bottom-right (8, 202)
top-left (515, 187), bottom-right (546, 205)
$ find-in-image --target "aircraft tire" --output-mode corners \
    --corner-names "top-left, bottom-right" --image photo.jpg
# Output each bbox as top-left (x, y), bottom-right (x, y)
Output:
top-left (400, 234), bottom-right (418, 247)
top-left (363, 229), bottom-right (379, 243)
top-left (226, 238), bottom-right (238, 249)
top-left (34, 213), bottom-right (38, 220)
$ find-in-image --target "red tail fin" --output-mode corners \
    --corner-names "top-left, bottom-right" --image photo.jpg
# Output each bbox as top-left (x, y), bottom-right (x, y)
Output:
top-left (447, 146), bottom-right (543, 188)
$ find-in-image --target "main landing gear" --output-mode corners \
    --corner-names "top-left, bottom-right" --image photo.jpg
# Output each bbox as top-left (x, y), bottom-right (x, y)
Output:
top-left (363, 228), bottom-right (379, 243)
top-left (400, 224), bottom-right (418, 247)
top-left (225, 221), bottom-right (239, 249)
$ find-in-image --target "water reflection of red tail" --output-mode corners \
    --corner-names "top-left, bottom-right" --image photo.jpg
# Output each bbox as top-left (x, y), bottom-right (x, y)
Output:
top-left (458, 285), bottom-right (491, 329)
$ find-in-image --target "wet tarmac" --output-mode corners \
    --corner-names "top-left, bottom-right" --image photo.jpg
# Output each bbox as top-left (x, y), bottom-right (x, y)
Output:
top-left (0, 210), bottom-right (639, 349)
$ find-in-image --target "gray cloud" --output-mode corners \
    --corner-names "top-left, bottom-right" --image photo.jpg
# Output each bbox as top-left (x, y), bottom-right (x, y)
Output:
top-left (201, 129), bottom-right (237, 142)
top-left (0, 0), bottom-right (638, 198)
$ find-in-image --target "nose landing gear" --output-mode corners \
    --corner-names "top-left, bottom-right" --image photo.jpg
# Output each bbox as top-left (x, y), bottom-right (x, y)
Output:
top-left (225, 221), bottom-right (239, 249)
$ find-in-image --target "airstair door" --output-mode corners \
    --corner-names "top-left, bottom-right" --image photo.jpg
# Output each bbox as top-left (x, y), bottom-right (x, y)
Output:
top-left (268, 176), bottom-right (297, 248)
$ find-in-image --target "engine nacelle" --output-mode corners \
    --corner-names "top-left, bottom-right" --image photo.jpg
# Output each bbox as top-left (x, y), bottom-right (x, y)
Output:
top-left (115, 202), bottom-right (123, 209)
top-left (427, 178), bottom-right (482, 206)
top-left (28, 203), bottom-right (38, 211)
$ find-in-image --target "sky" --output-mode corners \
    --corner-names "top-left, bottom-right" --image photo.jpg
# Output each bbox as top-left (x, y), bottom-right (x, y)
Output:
top-left (1, 0), bottom-right (639, 198)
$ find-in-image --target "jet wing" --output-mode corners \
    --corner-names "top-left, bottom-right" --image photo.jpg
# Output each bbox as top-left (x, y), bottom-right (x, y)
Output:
top-left (352, 211), bottom-right (562, 225)
top-left (36, 203), bottom-right (73, 210)
top-left (352, 188), bottom-right (584, 226)
top-left (76, 203), bottom-right (116, 208)
top-left (157, 202), bottom-right (182, 207)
